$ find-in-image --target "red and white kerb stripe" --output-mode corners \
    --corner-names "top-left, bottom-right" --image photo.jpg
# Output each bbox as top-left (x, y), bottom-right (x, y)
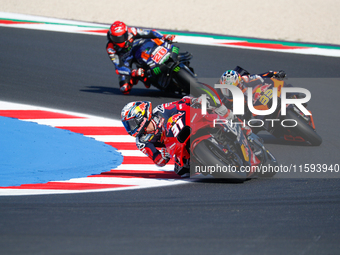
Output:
top-left (0, 100), bottom-right (190, 196)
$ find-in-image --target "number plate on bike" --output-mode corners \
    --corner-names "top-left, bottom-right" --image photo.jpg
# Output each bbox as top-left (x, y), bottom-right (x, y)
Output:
top-left (152, 47), bottom-right (168, 64)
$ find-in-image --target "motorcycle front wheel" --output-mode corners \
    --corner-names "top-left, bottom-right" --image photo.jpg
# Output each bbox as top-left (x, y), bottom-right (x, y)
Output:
top-left (173, 67), bottom-right (198, 95)
top-left (192, 140), bottom-right (247, 182)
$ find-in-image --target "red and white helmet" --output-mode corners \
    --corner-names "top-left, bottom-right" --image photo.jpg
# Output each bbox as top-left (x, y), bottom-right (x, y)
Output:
top-left (121, 101), bottom-right (152, 137)
top-left (109, 21), bottom-right (129, 48)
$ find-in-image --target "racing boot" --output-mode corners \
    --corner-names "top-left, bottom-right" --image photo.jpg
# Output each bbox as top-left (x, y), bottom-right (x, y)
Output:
top-left (143, 79), bottom-right (151, 89)
top-left (120, 83), bottom-right (132, 95)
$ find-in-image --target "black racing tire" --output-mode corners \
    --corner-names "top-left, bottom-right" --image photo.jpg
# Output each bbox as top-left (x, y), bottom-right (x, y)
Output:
top-left (248, 138), bottom-right (278, 178)
top-left (193, 140), bottom-right (247, 182)
top-left (285, 109), bottom-right (322, 146)
top-left (257, 152), bottom-right (279, 178)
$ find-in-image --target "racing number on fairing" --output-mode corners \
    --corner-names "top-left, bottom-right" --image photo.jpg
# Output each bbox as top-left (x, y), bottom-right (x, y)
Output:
top-left (152, 47), bottom-right (167, 63)
top-left (259, 89), bottom-right (273, 106)
top-left (172, 118), bottom-right (184, 137)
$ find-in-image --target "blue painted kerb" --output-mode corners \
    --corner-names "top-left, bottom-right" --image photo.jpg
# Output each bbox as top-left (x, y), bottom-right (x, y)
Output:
top-left (0, 116), bottom-right (123, 186)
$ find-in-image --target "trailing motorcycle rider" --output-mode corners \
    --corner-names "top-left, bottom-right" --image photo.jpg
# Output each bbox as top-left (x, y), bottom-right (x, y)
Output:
top-left (218, 68), bottom-right (287, 120)
top-left (106, 21), bottom-right (176, 94)
top-left (219, 68), bottom-right (286, 96)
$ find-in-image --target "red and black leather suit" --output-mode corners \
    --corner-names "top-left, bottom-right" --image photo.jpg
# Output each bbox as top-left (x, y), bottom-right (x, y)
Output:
top-left (135, 97), bottom-right (192, 176)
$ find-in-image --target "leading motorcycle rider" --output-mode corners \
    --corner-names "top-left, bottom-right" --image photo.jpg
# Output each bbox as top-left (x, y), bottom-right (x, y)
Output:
top-left (121, 97), bottom-right (225, 177)
top-left (106, 21), bottom-right (176, 94)
top-left (120, 90), bottom-right (253, 177)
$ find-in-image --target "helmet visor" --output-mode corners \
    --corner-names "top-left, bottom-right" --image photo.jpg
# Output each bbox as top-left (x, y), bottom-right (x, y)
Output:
top-left (122, 117), bottom-right (139, 135)
top-left (110, 31), bottom-right (128, 44)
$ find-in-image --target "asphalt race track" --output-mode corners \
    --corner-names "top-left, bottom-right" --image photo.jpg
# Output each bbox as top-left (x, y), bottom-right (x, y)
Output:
top-left (1, 26), bottom-right (340, 254)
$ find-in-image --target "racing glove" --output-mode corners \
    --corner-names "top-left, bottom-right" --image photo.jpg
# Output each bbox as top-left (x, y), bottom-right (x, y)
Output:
top-left (192, 95), bottom-right (234, 120)
top-left (191, 95), bottom-right (212, 110)
top-left (154, 148), bottom-right (171, 166)
top-left (163, 34), bottom-right (176, 42)
top-left (273, 70), bottom-right (286, 80)
top-left (160, 147), bottom-right (171, 161)
top-left (131, 68), bottom-right (145, 78)
top-left (214, 104), bottom-right (234, 121)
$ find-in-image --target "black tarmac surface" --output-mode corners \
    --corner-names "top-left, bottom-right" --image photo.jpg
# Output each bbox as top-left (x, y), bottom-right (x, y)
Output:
top-left (0, 27), bottom-right (340, 255)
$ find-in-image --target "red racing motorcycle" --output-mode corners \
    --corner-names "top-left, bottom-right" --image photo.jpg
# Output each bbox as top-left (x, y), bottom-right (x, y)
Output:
top-left (162, 102), bottom-right (278, 181)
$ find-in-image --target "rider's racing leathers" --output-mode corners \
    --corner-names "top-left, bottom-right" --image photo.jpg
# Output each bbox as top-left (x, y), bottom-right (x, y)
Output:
top-left (106, 27), bottom-right (173, 94)
top-left (135, 97), bottom-right (192, 176)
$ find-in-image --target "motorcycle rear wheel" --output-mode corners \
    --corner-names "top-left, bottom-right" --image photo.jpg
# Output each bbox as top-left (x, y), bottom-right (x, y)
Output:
top-left (284, 109), bottom-right (322, 146)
